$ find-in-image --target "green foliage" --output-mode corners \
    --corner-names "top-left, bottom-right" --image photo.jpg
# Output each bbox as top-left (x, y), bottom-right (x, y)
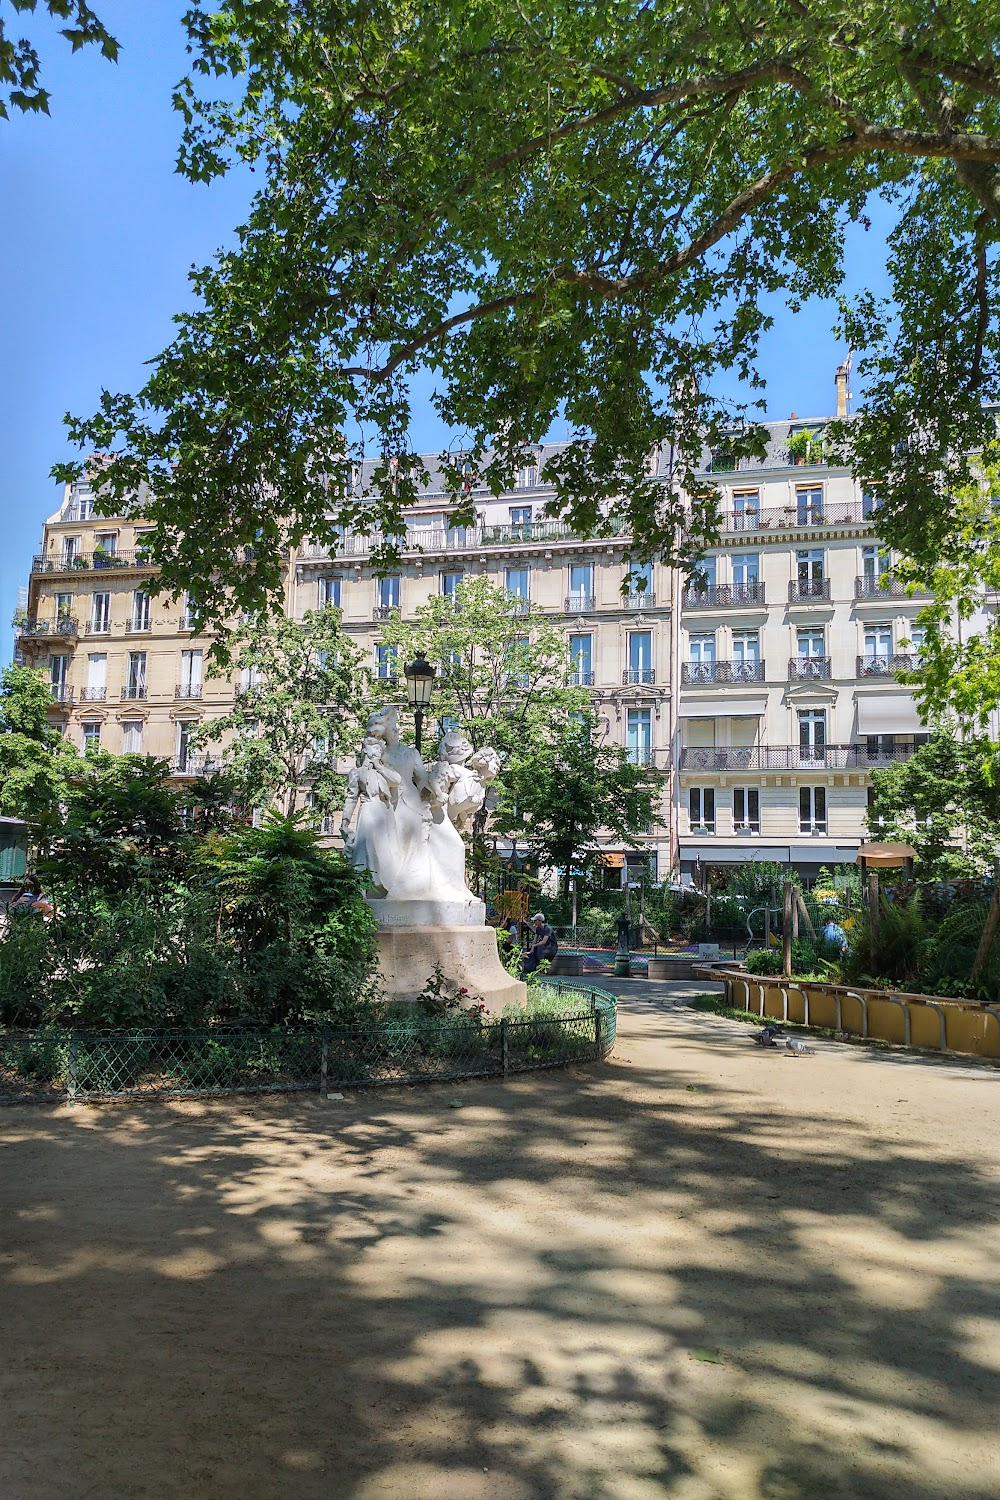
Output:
top-left (842, 895), bottom-right (928, 989)
top-left (742, 948), bottom-right (782, 977)
top-left (0, 664), bottom-right (80, 825)
top-left (0, 1), bottom-right (118, 120)
top-left (867, 730), bottom-right (1000, 878)
top-left (195, 605), bottom-right (368, 819)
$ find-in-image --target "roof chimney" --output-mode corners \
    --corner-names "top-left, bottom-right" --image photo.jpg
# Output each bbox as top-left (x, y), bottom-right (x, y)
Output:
top-left (835, 363), bottom-right (849, 418)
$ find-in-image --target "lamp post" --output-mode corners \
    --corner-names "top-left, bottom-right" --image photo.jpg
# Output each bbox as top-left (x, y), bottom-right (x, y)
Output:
top-left (404, 649), bottom-right (436, 753)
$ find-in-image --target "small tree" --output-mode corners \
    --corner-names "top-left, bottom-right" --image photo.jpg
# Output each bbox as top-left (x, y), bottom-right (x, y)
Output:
top-left (867, 730), bottom-right (1000, 879)
top-left (495, 718), bottom-right (658, 895)
top-left (0, 664), bottom-right (80, 830)
top-left (378, 576), bottom-right (590, 878)
top-left (196, 606), bottom-right (368, 818)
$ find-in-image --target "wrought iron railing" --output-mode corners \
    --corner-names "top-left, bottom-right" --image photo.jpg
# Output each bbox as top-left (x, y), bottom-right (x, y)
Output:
top-left (681, 660), bottom-right (764, 685)
top-left (48, 684), bottom-right (73, 704)
top-left (31, 549), bottom-right (152, 573)
top-left (623, 667), bottom-right (655, 685)
top-left (175, 685), bottom-right (203, 699)
top-left (857, 653), bottom-right (917, 676)
top-left (15, 617), bottom-right (78, 639)
top-left (121, 684), bottom-right (147, 700)
top-left (624, 592), bottom-right (656, 609)
top-left (854, 575), bottom-right (930, 599)
top-left (565, 594), bottom-right (596, 612)
top-left (0, 987), bottom-right (616, 1103)
top-left (683, 582), bottom-right (766, 608)
top-left (679, 742), bottom-right (922, 771)
top-left (788, 656), bottom-right (832, 680)
top-left (789, 578), bottom-right (831, 601)
top-left (567, 670), bottom-right (595, 686)
top-left (78, 687), bottom-right (107, 702)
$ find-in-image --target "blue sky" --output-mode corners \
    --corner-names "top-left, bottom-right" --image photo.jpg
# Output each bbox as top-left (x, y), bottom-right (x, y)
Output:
top-left (0, 2), bottom-right (889, 667)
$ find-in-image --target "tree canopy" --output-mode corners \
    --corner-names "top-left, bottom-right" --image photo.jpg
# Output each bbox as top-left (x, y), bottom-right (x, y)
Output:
top-left (0, 1), bottom-right (118, 119)
top-left (866, 729), bottom-right (1000, 878)
top-left (0, 664), bottom-right (80, 826)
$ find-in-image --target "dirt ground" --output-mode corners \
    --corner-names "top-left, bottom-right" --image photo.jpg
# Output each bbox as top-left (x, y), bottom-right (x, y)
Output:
top-left (2, 987), bottom-right (999, 1500)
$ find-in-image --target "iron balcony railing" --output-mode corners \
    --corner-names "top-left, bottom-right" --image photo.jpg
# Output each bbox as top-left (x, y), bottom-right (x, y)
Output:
top-left (121, 683), bottom-right (148, 700)
top-left (854, 575), bottom-right (930, 600)
top-left (683, 582), bottom-right (766, 608)
top-left (679, 742), bottom-right (922, 771)
top-left (49, 684), bottom-right (73, 704)
top-left (127, 621), bottom-right (152, 634)
top-left (681, 660), bottom-right (765, 685)
top-left (372, 604), bottom-right (397, 621)
top-left (565, 594), bottom-right (596, 612)
top-left (857, 653), bottom-right (917, 676)
top-left (623, 667), bottom-right (655, 685)
top-left (627, 746), bottom-right (654, 766)
top-left (624, 592), bottom-right (656, 609)
top-left (299, 518), bottom-right (630, 562)
top-left (78, 687), bottom-right (107, 702)
top-left (789, 578), bottom-right (831, 601)
top-left (175, 685), bottom-right (203, 699)
top-left (15, 617), bottom-right (78, 639)
top-left (567, 670), bottom-right (595, 686)
top-left (716, 497), bottom-right (876, 532)
top-left (85, 621), bottom-right (112, 635)
top-left (788, 656), bottom-right (832, 680)
top-left (170, 756), bottom-right (223, 776)
top-left (31, 549), bottom-right (152, 573)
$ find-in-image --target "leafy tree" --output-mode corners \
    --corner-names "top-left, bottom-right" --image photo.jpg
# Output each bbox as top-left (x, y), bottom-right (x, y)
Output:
top-left (866, 730), bottom-right (1000, 878)
top-left (377, 575), bottom-right (590, 876)
top-left (0, 664), bottom-right (79, 827)
top-left (496, 718), bottom-right (658, 895)
top-left (58, 0), bottom-right (1000, 661)
top-left (195, 605), bottom-right (368, 818)
top-left (1, 1), bottom-right (118, 119)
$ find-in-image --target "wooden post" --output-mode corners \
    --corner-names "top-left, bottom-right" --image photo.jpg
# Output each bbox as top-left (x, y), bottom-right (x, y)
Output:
top-left (868, 868), bottom-right (880, 941)
top-left (764, 906), bottom-right (772, 951)
top-left (794, 887), bottom-right (815, 937)
top-left (782, 881), bottom-right (794, 977)
top-left (792, 891), bottom-right (800, 940)
top-left (971, 862), bottom-right (1000, 979)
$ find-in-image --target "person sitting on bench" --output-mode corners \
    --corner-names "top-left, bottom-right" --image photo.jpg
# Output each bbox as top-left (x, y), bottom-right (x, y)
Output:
top-left (523, 912), bottom-right (558, 974)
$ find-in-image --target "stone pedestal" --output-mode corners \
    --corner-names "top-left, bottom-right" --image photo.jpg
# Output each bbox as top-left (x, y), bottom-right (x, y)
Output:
top-left (368, 898), bottom-right (527, 1014)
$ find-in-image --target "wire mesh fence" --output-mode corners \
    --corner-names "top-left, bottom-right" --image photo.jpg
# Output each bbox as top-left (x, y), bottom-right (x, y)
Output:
top-left (0, 984), bottom-right (616, 1105)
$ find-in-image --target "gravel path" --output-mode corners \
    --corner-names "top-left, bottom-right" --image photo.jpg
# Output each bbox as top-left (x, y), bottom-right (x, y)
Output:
top-left (1, 989), bottom-right (998, 1500)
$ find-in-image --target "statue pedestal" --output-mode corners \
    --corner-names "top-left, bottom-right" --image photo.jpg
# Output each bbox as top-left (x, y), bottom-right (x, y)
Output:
top-left (367, 898), bottom-right (527, 1014)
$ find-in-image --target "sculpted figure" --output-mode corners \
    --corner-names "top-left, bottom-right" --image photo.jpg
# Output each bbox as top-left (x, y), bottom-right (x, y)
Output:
top-left (339, 733), bottom-right (403, 896)
top-left (431, 733), bottom-right (501, 832)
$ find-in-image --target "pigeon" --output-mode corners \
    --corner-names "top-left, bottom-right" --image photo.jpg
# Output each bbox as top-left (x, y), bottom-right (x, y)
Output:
top-left (785, 1037), bottom-right (812, 1056)
top-left (756, 1023), bottom-right (784, 1048)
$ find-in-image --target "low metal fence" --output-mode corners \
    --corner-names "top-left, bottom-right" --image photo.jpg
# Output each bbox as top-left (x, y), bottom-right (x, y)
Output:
top-left (0, 984), bottom-right (616, 1105)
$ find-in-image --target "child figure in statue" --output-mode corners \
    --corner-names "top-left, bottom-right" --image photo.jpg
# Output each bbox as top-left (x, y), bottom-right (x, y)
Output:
top-left (431, 733), bottom-right (501, 832)
top-left (339, 735), bottom-right (403, 893)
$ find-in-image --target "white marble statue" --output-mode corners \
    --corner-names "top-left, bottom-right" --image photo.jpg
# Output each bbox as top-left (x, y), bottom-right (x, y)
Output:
top-left (343, 706), bottom-right (499, 909)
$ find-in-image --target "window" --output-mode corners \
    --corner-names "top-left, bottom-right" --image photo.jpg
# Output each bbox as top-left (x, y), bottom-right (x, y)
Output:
top-left (689, 787), bottom-right (716, 833)
top-left (55, 592), bottom-right (73, 623)
top-left (904, 627), bottom-right (926, 662)
top-left (74, 488), bottom-right (94, 521)
top-left (125, 651), bottom-right (147, 699)
top-left (687, 632), bottom-right (716, 682)
top-left (441, 571), bottom-right (463, 599)
top-left (179, 649), bottom-right (203, 698)
top-left (731, 632), bottom-right (760, 681)
top-left (731, 553), bottom-right (759, 586)
top-left (796, 485), bottom-right (824, 525)
top-left (799, 786), bottom-right (827, 834)
top-left (862, 545), bottom-right (890, 580)
top-left (862, 488), bottom-right (880, 519)
top-left (795, 549), bottom-right (826, 599)
top-left (509, 506), bottom-right (533, 525)
top-left (81, 721), bottom-right (101, 753)
top-left (568, 563), bottom-right (594, 608)
top-left (90, 593), bottom-right (110, 633)
top-left (376, 576), bottom-right (400, 611)
top-left (689, 556), bottom-right (717, 594)
top-left (733, 787), bottom-right (760, 832)
top-left (94, 531), bottom-right (118, 556)
top-left (505, 636), bottom-right (530, 689)
top-left (505, 567), bottom-right (530, 603)
top-left (626, 708), bottom-right (652, 765)
top-left (867, 786), bottom-right (888, 835)
top-left (732, 491), bottom-right (760, 531)
top-left (85, 653), bottom-right (107, 701)
top-left (864, 624), bottom-right (893, 662)
top-left (175, 720), bottom-right (196, 771)
top-left (626, 631), bottom-right (653, 684)
top-left (515, 459), bottom-right (538, 489)
top-left (375, 644), bottom-right (398, 681)
top-left (798, 709), bottom-right (826, 760)
top-left (625, 562), bottom-right (652, 601)
top-left (49, 655), bottom-right (69, 698)
top-left (121, 720), bottom-right (143, 755)
top-left (131, 590), bottom-right (151, 631)
top-left (238, 665), bottom-right (262, 693)
top-left (569, 634), bottom-right (592, 684)
top-left (320, 577), bottom-right (342, 608)
top-left (62, 535), bottom-right (81, 564)
top-left (797, 628), bottom-right (825, 657)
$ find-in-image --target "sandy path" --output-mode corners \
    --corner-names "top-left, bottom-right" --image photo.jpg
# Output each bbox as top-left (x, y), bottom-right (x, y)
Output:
top-left (1, 992), bottom-right (998, 1500)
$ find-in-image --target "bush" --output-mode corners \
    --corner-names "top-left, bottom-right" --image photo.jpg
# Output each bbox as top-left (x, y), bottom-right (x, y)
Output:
top-left (742, 948), bottom-right (782, 976)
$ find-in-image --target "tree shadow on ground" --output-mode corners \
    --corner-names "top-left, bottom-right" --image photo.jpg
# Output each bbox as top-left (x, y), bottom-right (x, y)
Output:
top-left (1, 1003), bottom-right (998, 1500)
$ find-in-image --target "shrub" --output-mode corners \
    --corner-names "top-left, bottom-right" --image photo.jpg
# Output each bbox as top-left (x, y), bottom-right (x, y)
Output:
top-left (742, 948), bottom-right (782, 976)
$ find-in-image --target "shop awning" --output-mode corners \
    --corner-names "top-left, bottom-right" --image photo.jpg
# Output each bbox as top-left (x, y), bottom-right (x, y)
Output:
top-left (855, 695), bottom-right (923, 734)
top-left (856, 841), bottom-right (917, 868)
top-left (676, 697), bottom-right (767, 717)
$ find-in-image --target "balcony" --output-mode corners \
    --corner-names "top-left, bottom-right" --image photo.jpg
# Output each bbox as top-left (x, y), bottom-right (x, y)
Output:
top-left (627, 746), bottom-right (654, 766)
top-left (85, 621), bottom-right (112, 635)
top-left (175, 685), bottom-right (204, 700)
top-left (788, 656), bottom-right (832, 680)
top-left (857, 653), bottom-right (917, 677)
top-left (682, 583), bottom-right (765, 608)
top-left (121, 684), bottom-right (148, 701)
top-left (48, 684), bottom-right (74, 705)
top-left (565, 594), bottom-right (596, 612)
top-left (716, 497), bottom-right (875, 533)
top-left (567, 670), bottom-right (595, 686)
top-left (854, 575), bottom-right (929, 600)
top-left (373, 604), bottom-right (397, 621)
top-left (678, 742), bottom-right (921, 772)
top-left (682, 660), bottom-right (765, 685)
top-left (31, 549), bottom-right (152, 574)
top-left (624, 592), bottom-right (656, 610)
top-left (170, 755), bottom-right (223, 777)
top-left (127, 621), bottom-right (152, 634)
top-left (15, 616), bottom-right (78, 641)
top-left (299, 518), bottom-right (630, 563)
top-left (79, 687), bottom-right (107, 702)
top-left (788, 578), bottom-right (831, 602)
top-left (623, 667), bottom-right (655, 685)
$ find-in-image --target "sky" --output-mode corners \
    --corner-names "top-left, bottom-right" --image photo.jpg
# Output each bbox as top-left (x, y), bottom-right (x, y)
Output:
top-left (0, 1), bottom-right (891, 669)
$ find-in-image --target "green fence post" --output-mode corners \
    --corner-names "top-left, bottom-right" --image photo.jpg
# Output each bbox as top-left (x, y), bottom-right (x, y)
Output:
top-left (320, 1037), bottom-right (329, 1097)
top-left (67, 1033), bottom-right (78, 1106)
top-left (594, 1007), bottom-right (604, 1056)
top-left (500, 1018), bottom-right (509, 1078)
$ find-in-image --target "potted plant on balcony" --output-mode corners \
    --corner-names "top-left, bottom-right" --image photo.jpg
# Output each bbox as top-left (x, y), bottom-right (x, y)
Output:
top-left (92, 543), bottom-right (112, 569)
top-left (788, 428), bottom-right (825, 466)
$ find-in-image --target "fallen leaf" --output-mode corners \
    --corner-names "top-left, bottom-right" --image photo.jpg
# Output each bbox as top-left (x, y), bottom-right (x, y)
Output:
top-left (690, 1347), bottom-right (723, 1364)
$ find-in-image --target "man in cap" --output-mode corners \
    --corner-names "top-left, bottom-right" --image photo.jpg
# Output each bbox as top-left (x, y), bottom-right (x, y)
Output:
top-left (522, 911), bottom-right (558, 974)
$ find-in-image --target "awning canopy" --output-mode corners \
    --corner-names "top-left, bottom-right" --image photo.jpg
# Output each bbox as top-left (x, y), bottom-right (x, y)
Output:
top-left (855, 694), bottom-right (923, 734)
top-left (856, 841), bottom-right (917, 868)
top-left (677, 697), bottom-right (767, 717)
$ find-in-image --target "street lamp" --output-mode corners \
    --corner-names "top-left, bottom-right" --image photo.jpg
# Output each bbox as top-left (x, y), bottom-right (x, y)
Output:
top-left (404, 649), bottom-right (436, 752)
